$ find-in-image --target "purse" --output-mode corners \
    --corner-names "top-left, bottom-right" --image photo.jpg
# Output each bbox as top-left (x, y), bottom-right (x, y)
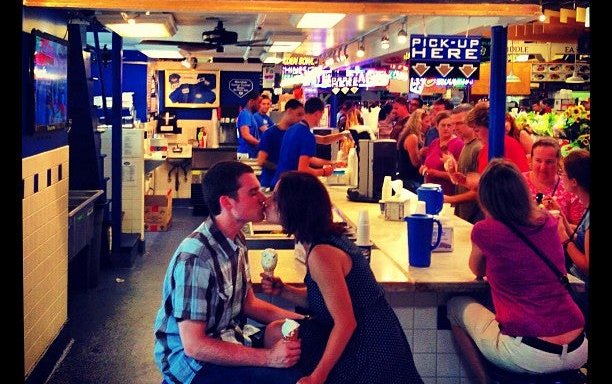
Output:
top-left (503, 221), bottom-right (586, 312)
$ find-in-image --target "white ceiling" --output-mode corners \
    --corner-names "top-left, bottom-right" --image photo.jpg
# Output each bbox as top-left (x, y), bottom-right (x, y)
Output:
top-left (89, 11), bottom-right (536, 64)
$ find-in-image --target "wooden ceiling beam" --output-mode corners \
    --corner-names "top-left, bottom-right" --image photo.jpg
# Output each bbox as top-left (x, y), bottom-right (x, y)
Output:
top-left (23, 0), bottom-right (540, 17)
top-left (560, 8), bottom-right (576, 23)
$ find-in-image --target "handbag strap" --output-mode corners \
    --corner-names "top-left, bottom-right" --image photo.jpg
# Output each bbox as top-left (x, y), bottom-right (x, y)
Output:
top-left (504, 221), bottom-right (574, 294)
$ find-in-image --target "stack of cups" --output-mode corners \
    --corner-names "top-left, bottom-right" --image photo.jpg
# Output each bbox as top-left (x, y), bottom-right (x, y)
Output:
top-left (355, 209), bottom-right (372, 263)
top-left (415, 200), bottom-right (427, 215)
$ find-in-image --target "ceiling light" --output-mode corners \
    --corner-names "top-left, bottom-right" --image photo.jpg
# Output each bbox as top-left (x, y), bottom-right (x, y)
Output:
top-left (381, 31), bottom-right (390, 50)
top-left (97, 13), bottom-right (176, 38)
top-left (261, 52), bottom-right (283, 64)
top-left (181, 57), bottom-right (198, 69)
top-left (538, 12), bottom-right (546, 22)
top-left (566, 54), bottom-right (585, 84)
top-left (397, 20), bottom-right (408, 44)
top-left (137, 48), bottom-right (184, 59)
top-left (296, 13), bottom-right (345, 29)
top-left (356, 40), bottom-right (365, 58)
top-left (268, 41), bottom-right (302, 53)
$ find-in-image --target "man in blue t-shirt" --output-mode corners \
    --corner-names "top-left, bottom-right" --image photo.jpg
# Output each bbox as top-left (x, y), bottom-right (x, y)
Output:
top-left (256, 99), bottom-right (305, 190)
top-left (271, 97), bottom-right (346, 187)
top-left (236, 93), bottom-right (262, 158)
top-left (253, 94), bottom-right (274, 134)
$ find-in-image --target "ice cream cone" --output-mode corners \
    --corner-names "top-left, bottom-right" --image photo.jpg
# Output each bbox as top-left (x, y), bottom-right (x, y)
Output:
top-left (281, 318), bottom-right (300, 341)
top-left (261, 248), bottom-right (278, 277)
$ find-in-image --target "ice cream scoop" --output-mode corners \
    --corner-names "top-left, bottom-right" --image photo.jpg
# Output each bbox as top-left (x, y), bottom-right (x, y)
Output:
top-left (261, 248), bottom-right (278, 277)
top-left (281, 318), bottom-right (300, 341)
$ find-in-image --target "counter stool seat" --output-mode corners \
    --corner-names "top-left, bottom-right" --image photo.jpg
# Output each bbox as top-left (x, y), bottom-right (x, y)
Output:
top-left (483, 359), bottom-right (586, 384)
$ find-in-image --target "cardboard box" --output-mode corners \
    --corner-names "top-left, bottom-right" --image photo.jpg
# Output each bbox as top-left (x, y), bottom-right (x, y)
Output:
top-left (145, 189), bottom-right (173, 231)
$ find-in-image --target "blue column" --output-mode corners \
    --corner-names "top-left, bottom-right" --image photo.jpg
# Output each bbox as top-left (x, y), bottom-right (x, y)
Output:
top-left (111, 32), bottom-right (123, 254)
top-left (329, 94), bottom-right (339, 128)
top-left (489, 26), bottom-right (508, 160)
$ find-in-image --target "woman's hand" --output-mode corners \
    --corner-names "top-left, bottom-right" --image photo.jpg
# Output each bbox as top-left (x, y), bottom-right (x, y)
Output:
top-left (541, 196), bottom-right (560, 211)
top-left (296, 374), bottom-right (325, 384)
top-left (259, 273), bottom-right (284, 296)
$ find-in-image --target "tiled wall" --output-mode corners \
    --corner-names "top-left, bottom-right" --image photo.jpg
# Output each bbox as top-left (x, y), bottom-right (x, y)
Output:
top-left (22, 146), bottom-right (69, 376)
top-left (264, 290), bottom-right (478, 383)
top-left (387, 291), bottom-right (478, 384)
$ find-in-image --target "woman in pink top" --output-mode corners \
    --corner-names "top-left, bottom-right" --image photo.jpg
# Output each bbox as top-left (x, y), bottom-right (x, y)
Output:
top-left (446, 159), bottom-right (587, 383)
top-left (522, 137), bottom-right (585, 225)
top-left (419, 111), bottom-right (463, 196)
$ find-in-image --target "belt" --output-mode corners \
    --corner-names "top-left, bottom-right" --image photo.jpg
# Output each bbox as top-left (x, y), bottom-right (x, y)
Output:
top-left (518, 333), bottom-right (585, 355)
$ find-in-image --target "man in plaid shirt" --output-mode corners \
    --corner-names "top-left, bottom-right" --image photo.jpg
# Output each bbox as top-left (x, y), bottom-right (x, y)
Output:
top-left (154, 161), bottom-right (304, 384)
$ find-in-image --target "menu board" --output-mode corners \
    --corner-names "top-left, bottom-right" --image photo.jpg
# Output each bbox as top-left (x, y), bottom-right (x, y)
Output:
top-left (531, 63), bottom-right (590, 82)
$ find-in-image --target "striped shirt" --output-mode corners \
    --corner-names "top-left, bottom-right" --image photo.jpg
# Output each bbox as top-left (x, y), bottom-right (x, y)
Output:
top-left (153, 217), bottom-right (254, 384)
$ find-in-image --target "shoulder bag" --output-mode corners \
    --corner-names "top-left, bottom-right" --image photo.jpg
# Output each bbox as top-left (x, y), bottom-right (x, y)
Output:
top-left (503, 221), bottom-right (586, 312)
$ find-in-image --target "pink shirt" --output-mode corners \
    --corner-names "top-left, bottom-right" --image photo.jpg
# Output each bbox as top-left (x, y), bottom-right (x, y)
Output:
top-left (522, 172), bottom-right (586, 225)
top-left (423, 136), bottom-right (464, 195)
top-left (472, 216), bottom-right (584, 337)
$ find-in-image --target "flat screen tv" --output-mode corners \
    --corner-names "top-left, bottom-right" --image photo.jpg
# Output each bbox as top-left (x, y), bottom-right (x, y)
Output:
top-left (31, 29), bottom-right (69, 133)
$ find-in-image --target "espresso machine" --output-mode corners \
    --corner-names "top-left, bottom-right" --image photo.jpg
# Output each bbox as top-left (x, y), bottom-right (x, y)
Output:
top-left (347, 139), bottom-right (397, 202)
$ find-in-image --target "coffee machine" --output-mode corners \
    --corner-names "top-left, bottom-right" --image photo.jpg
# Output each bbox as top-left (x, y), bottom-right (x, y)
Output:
top-left (347, 139), bottom-right (397, 202)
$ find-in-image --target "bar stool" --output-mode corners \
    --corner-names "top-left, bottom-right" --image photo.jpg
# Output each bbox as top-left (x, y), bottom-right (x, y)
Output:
top-left (483, 359), bottom-right (587, 384)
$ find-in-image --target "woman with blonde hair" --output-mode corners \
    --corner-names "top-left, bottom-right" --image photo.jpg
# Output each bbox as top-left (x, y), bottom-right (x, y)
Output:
top-left (396, 108), bottom-right (427, 192)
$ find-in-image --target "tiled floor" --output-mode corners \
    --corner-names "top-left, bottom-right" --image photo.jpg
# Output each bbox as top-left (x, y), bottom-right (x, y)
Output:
top-left (46, 203), bottom-right (202, 384)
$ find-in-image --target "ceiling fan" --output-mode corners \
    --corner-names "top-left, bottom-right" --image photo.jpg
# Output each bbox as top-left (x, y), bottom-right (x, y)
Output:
top-left (140, 18), bottom-right (270, 53)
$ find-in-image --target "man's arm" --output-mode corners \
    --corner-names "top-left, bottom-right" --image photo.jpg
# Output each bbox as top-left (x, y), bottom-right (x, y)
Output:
top-left (298, 155), bottom-right (333, 177)
top-left (256, 150), bottom-right (276, 170)
top-left (178, 319), bottom-right (300, 368)
top-left (239, 125), bottom-right (260, 146)
top-left (444, 189), bottom-right (477, 205)
top-left (242, 286), bottom-right (303, 324)
top-left (315, 131), bottom-right (351, 145)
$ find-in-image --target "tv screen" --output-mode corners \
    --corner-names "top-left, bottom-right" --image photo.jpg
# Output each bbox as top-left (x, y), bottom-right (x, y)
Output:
top-left (31, 29), bottom-right (69, 133)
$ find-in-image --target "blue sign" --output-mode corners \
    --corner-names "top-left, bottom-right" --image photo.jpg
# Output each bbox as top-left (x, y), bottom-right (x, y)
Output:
top-left (410, 34), bottom-right (481, 62)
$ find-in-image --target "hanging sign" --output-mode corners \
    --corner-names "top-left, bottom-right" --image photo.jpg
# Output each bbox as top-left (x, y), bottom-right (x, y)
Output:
top-left (409, 34), bottom-right (482, 80)
top-left (410, 34), bottom-right (481, 62)
top-left (229, 79), bottom-right (254, 98)
top-left (311, 68), bottom-right (390, 89)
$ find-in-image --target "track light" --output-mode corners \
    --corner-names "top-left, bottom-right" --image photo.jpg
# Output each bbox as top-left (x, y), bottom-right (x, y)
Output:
top-left (339, 46), bottom-right (347, 62)
top-left (381, 36), bottom-right (390, 49)
top-left (356, 39), bottom-right (365, 57)
top-left (181, 56), bottom-right (198, 69)
top-left (566, 54), bottom-right (585, 84)
top-left (397, 19), bottom-right (408, 44)
top-left (538, 12), bottom-right (546, 22)
top-left (381, 28), bottom-right (390, 50)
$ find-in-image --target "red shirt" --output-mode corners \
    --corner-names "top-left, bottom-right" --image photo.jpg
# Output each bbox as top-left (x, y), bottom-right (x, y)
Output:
top-left (477, 136), bottom-right (529, 173)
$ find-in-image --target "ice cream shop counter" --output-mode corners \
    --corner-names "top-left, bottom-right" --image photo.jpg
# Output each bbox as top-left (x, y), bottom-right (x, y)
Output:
top-left (250, 186), bottom-right (487, 293)
top-left (250, 185), bottom-right (584, 292)
top-left (249, 185), bottom-right (584, 383)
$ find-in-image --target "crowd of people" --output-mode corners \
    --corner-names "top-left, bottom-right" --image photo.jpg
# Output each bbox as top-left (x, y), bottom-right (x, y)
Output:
top-left (154, 92), bottom-right (590, 384)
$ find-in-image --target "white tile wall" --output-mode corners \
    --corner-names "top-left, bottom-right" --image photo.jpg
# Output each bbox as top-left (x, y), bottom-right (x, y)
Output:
top-left (22, 146), bottom-right (69, 377)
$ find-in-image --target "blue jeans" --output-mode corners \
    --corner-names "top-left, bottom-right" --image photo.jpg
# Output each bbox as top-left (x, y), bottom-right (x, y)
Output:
top-left (191, 363), bottom-right (302, 384)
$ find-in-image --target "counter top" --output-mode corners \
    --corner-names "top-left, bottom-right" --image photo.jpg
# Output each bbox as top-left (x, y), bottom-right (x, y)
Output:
top-left (249, 185), bottom-right (584, 293)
